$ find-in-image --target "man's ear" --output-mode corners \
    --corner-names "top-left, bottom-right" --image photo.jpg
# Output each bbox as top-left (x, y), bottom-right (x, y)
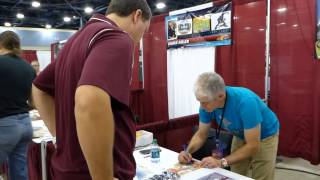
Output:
top-left (133, 9), bottom-right (142, 24)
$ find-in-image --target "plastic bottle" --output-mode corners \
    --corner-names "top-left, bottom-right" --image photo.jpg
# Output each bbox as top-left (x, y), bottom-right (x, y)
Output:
top-left (150, 138), bottom-right (160, 163)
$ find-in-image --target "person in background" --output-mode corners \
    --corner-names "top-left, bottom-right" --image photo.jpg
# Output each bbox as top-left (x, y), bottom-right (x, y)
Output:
top-left (178, 72), bottom-right (280, 180)
top-left (28, 60), bottom-right (40, 110)
top-left (0, 31), bottom-right (35, 180)
top-left (31, 0), bottom-right (151, 179)
top-left (31, 60), bottom-right (40, 75)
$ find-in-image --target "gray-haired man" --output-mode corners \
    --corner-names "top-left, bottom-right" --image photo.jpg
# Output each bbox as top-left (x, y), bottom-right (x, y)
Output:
top-left (178, 72), bottom-right (279, 180)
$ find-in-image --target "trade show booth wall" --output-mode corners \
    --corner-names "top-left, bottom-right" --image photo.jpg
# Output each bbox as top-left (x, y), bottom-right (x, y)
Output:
top-left (132, 0), bottom-right (320, 164)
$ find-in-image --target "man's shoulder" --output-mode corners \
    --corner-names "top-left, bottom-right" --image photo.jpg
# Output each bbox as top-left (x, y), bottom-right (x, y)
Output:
top-left (228, 86), bottom-right (257, 97)
top-left (82, 21), bottom-right (132, 48)
top-left (84, 17), bottom-right (127, 37)
top-left (227, 86), bottom-right (249, 92)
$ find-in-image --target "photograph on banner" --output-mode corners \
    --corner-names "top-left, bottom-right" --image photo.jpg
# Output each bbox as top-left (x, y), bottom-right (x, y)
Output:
top-left (176, 15), bottom-right (193, 36)
top-left (167, 18), bottom-right (178, 40)
top-left (193, 14), bottom-right (211, 33)
top-left (211, 11), bottom-right (231, 31)
top-left (165, 2), bottom-right (232, 49)
top-left (316, 0), bottom-right (320, 59)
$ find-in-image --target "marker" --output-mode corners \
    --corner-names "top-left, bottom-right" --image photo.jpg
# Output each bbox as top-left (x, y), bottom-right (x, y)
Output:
top-left (182, 144), bottom-right (192, 164)
top-left (183, 144), bottom-right (188, 153)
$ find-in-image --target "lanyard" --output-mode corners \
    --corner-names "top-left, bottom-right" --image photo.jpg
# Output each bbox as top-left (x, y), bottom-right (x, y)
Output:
top-left (214, 92), bottom-right (228, 140)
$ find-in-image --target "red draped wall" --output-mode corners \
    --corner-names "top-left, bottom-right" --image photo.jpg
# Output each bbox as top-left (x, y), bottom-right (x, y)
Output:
top-left (216, 0), bottom-right (266, 97)
top-left (131, 0), bottom-right (320, 164)
top-left (131, 15), bottom-right (169, 124)
top-left (21, 50), bottom-right (38, 64)
top-left (269, 0), bottom-right (320, 164)
top-left (216, 0), bottom-right (320, 165)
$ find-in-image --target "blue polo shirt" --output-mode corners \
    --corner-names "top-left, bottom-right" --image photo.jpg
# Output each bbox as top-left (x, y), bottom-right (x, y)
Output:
top-left (199, 86), bottom-right (279, 140)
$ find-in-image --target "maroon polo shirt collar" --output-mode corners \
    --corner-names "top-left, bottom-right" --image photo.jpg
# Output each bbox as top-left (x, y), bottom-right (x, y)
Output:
top-left (89, 14), bottom-right (118, 27)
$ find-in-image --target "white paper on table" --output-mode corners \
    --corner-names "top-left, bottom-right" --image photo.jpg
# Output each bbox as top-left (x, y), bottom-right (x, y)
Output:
top-left (134, 146), bottom-right (254, 180)
top-left (181, 168), bottom-right (253, 180)
top-left (134, 147), bottom-right (179, 178)
top-left (32, 120), bottom-right (54, 143)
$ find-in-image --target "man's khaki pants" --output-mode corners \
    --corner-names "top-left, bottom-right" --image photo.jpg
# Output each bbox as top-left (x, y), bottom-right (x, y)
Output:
top-left (230, 134), bottom-right (279, 180)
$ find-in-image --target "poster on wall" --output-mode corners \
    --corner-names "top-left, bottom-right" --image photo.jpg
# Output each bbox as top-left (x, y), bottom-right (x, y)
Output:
top-left (166, 1), bottom-right (232, 49)
top-left (316, 0), bottom-right (320, 59)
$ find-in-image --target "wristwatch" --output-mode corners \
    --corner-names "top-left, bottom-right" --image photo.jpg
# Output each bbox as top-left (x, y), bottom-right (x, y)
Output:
top-left (221, 158), bottom-right (229, 168)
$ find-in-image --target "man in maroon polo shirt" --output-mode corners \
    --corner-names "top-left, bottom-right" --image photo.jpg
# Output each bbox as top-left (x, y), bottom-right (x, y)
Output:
top-left (31, 0), bottom-right (151, 179)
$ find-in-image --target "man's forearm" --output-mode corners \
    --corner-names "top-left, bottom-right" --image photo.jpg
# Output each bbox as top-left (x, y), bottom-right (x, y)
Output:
top-left (75, 85), bottom-right (114, 180)
top-left (32, 84), bottom-right (56, 136)
top-left (225, 143), bottom-right (259, 165)
top-left (226, 126), bottom-right (261, 165)
top-left (187, 132), bottom-right (207, 154)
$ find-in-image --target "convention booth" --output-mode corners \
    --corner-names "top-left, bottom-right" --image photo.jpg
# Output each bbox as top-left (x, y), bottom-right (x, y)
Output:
top-left (3, 0), bottom-right (318, 179)
top-left (127, 0), bottom-right (320, 166)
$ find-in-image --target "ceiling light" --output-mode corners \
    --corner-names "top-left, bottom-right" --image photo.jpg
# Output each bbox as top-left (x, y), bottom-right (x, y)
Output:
top-left (156, 2), bottom-right (166, 9)
top-left (17, 13), bottom-right (24, 19)
top-left (277, 7), bottom-right (287, 12)
top-left (63, 16), bottom-right (71, 22)
top-left (244, 27), bottom-right (251, 30)
top-left (84, 7), bottom-right (93, 14)
top-left (259, 28), bottom-right (265, 31)
top-left (45, 24), bottom-right (52, 29)
top-left (292, 24), bottom-right (299, 27)
top-left (32, 1), bottom-right (41, 8)
top-left (4, 22), bottom-right (11, 27)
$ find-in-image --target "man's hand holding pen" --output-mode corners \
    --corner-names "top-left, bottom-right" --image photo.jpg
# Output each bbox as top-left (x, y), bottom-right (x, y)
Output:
top-left (178, 144), bottom-right (193, 164)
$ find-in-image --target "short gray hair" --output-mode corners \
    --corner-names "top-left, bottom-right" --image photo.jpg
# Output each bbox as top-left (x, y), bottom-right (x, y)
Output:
top-left (194, 72), bottom-right (225, 101)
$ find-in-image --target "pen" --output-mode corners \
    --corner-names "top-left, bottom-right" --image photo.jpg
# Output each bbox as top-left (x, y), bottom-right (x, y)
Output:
top-left (183, 144), bottom-right (188, 153)
top-left (183, 144), bottom-right (192, 164)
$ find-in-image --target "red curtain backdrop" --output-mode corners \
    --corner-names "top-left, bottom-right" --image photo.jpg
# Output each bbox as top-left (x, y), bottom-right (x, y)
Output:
top-left (269, 0), bottom-right (320, 164)
top-left (131, 45), bottom-right (142, 90)
top-left (21, 50), bottom-right (38, 64)
top-left (216, 0), bottom-right (266, 97)
top-left (131, 0), bottom-right (320, 164)
top-left (131, 1), bottom-right (267, 123)
top-left (28, 142), bottom-right (55, 180)
top-left (217, 0), bottom-right (320, 164)
top-left (130, 14), bottom-right (169, 124)
top-left (141, 14), bottom-right (168, 123)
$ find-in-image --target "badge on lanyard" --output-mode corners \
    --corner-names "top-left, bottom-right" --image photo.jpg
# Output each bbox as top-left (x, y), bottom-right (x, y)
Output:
top-left (213, 92), bottom-right (228, 159)
top-left (213, 138), bottom-right (227, 158)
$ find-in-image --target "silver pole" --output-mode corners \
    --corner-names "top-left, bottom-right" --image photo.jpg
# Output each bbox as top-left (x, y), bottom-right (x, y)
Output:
top-left (41, 141), bottom-right (47, 180)
top-left (80, 18), bottom-right (83, 28)
top-left (264, 0), bottom-right (271, 104)
top-left (139, 39), bottom-right (145, 89)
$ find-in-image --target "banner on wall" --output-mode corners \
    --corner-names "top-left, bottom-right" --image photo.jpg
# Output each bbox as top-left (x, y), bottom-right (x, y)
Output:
top-left (316, 0), bottom-right (320, 59)
top-left (166, 2), bottom-right (232, 49)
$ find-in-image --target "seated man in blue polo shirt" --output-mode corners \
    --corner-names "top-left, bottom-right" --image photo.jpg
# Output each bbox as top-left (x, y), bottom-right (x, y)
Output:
top-left (178, 72), bottom-right (279, 180)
